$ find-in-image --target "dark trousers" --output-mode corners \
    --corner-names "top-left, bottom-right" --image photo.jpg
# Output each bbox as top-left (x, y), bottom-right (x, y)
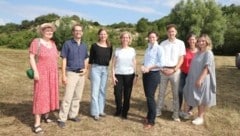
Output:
top-left (142, 71), bottom-right (160, 125)
top-left (114, 74), bottom-right (134, 117)
top-left (178, 72), bottom-right (192, 111)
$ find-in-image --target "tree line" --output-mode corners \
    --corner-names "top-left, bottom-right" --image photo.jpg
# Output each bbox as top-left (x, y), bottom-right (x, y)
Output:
top-left (0, 0), bottom-right (239, 55)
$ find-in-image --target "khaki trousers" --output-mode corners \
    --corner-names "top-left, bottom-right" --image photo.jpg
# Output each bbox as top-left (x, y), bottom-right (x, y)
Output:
top-left (156, 70), bottom-right (180, 119)
top-left (59, 71), bottom-right (85, 122)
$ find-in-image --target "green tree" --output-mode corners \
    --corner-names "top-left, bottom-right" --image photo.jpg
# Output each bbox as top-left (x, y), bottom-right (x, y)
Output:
top-left (7, 30), bottom-right (37, 49)
top-left (34, 13), bottom-right (60, 25)
top-left (53, 17), bottom-right (72, 50)
top-left (169, 0), bottom-right (226, 47)
top-left (219, 4), bottom-right (240, 55)
top-left (136, 35), bottom-right (147, 48)
top-left (0, 23), bottom-right (19, 33)
top-left (20, 20), bottom-right (33, 29)
top-left (136, 18), bottom-right (149, 33)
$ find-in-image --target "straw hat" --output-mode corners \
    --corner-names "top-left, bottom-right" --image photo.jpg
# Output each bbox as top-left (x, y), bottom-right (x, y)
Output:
top-left (38, 23), bottom-right (56, 34)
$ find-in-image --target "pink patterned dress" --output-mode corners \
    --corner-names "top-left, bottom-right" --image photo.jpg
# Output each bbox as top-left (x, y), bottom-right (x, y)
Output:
top-left (29, 38), bottom-right (59, 114)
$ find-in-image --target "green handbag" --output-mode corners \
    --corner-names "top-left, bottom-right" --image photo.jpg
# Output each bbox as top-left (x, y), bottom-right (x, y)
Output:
top-left (26, 68), bottom-right (34, 79)
top-left (26, 39), bottom-right (41, 79)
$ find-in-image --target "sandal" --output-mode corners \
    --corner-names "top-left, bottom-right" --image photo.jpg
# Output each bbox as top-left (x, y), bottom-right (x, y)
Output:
top-left (42, 114), bottom-right (53, 123)
top-left (33, 125), bottom-right (44, 134)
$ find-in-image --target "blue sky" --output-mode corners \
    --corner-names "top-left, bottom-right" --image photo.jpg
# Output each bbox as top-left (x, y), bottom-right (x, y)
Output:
top-left (0, 0), bottom-right (239, 25)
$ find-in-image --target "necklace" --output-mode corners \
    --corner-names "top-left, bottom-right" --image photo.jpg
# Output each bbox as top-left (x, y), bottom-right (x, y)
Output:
top-left (41, 38), bottom-right (52, 48)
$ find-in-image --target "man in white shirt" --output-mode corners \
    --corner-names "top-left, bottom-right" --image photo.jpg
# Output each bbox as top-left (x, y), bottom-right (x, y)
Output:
top-left (156, 24), bottom-right (185, 122)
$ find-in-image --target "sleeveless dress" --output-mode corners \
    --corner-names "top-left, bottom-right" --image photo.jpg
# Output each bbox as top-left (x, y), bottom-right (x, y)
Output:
top-left (29, 38), bottom-right (59, 114)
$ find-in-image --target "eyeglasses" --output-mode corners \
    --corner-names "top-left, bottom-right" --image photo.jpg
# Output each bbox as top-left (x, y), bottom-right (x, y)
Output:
top-left (74, 30), bottom-right (82, 32)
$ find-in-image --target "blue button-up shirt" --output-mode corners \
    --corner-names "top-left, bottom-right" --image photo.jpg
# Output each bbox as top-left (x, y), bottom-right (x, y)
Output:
top-left (143, 42), bottom-right (165, 71)
top-left (61, 39), bottom-right (88, 71)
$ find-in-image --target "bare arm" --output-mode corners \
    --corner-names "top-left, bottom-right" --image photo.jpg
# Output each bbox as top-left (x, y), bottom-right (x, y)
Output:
top-left (80, 58), bottom-right (89, 76)
top-left (133, 57), bottom-right (138, 85)
top-left (111, 56), bottom-right (118, 85)
top-left (62, 58), bottom-right (67, 85)
top-left (29, 53), bottom-right (39, 80)
top-left (196, 66), bottom-right (209, 88)
top-left (174, 55), bottom-right (184, 72)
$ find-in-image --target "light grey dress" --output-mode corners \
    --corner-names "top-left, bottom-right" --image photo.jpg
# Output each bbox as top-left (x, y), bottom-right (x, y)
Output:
top-left (183, 50), bottom-right (216, 107)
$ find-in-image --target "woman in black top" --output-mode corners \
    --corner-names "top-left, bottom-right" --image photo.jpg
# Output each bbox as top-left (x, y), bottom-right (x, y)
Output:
top-left (88, 28), bottom-right (112, 121)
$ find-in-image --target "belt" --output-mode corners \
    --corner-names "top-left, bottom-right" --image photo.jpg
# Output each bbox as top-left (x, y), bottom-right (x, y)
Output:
top-left (69, 69), bottom-right (82, 73)
top-left (164, 66), bottom-right (176, 69)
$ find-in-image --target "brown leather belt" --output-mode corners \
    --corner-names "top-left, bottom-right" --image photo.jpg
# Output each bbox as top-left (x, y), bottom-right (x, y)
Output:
top-left (164, 66), bottom-right (176, 69)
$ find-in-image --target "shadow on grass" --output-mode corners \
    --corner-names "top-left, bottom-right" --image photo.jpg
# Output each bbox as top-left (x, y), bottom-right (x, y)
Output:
top-left (0, 101), bottom-right (33, 127)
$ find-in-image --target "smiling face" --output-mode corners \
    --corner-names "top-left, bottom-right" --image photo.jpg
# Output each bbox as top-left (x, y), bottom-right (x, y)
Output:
top-left (72, 25), bottom-right (83, 40)
top-left (197, 37), bottom-right (208, 51)
top-left (120, 32), bottom-right (132, 47)
top-left (148, 32), bottom-right (158, 45)
top-left (42, 27), bottom-right (54, 40)
top-left (121, 33), bottom-right (130, 47)
top-left (167, 27), bottom-right (177, 40)
top-left (98, 29), bottom-right (108, 42)
top-left (188, 36), bottom-right (197, 49)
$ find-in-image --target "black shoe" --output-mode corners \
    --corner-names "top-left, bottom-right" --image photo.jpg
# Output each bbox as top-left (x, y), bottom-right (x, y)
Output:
top-left (121, 114), bottom-right (128, 119)
top-left (69, 117), bottom-right (81, 122)
top-left (114, 112), bottom-right (121, 117)
top-left (57, 121), bottom-right (65, 128)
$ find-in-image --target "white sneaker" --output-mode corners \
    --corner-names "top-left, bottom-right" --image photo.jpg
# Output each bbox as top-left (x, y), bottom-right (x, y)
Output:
top-left (156, 112), bottom-right (162, 117)
top-left (192, 117), bottom-right (204, 125)
top-left (173, 118), bottom-right (181, 122)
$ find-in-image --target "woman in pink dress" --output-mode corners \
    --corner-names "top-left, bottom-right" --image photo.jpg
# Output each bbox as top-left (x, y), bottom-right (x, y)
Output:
top-left (29, 23), bottom-right (59, 134)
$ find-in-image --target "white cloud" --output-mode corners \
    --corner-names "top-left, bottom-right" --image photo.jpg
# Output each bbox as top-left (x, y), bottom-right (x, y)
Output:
top-left (0, 1), bottom-right (91, 23)
top-left (68, 0), bottom-right (163, 15)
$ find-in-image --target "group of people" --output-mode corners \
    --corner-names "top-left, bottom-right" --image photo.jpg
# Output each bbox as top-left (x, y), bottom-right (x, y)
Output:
top-left (28, 22), bottom-right (216, 134)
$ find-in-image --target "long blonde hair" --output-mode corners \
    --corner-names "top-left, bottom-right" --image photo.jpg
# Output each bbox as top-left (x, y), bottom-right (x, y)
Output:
top-left (199, 34), bottom-right (213, 51)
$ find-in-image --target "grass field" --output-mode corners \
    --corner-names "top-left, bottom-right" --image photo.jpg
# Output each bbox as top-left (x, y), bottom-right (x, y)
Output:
top-left (0, 48), bottom-right (239, 136)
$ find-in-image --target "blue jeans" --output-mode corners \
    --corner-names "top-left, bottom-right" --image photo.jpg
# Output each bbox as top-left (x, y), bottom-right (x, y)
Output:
top-left (178, 71), bottom-right (192, 111)
top-left (143, 71), bottom-right (160, 125)
top-left (90, 64), bottom-right (108, 116)
top-left (178, 72), bottom-right (187, 110)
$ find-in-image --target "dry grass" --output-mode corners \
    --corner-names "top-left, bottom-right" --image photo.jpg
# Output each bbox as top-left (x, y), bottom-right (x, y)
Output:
top-left (0, 48), bottom-right (239, 136)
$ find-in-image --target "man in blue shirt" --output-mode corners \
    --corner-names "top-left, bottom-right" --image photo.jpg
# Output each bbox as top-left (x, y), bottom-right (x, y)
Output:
top-left (58, 24), bottom-right (88, 128)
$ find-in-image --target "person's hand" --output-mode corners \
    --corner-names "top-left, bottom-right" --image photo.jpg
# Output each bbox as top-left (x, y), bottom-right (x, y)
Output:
top-left (133, 75), bottom-right (138, 85)
top-left (141, 66), bottom-right (149, 73)
top-left (112, 75), bottom-right (118, 86)
top-left (79, 68), bottom-right (87, 76)
top-left (34, 71), bottom-right (39, 80)
top-left (88, 73), bottom-right (91, 80)
top-left (62, 75), bottom-right (67, 85)
top-left (195, 79), bottom-right (202, 88)
top-left (163, 68), bottom-right (175, 76)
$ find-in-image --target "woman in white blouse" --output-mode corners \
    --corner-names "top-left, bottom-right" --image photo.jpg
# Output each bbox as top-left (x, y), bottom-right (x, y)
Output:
top-left (112, 31), bottom-right (137, 119)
